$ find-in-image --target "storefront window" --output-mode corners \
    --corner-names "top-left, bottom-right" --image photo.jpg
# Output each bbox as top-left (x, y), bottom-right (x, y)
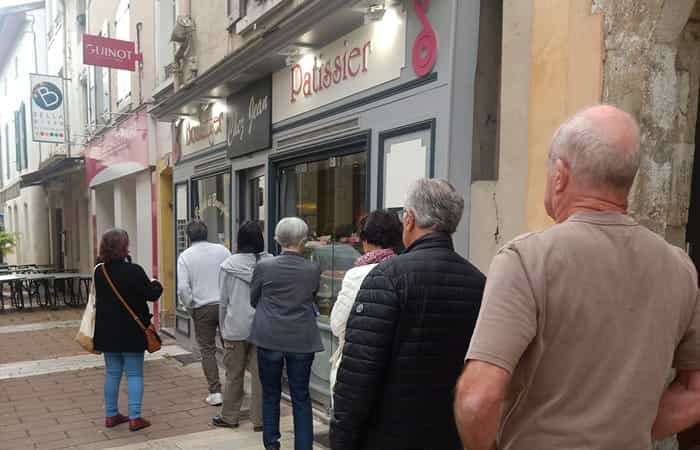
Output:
top-left (193, 172), bottom-right (231, 249)
top-left (278, 151), bottom-right (367, 402)
top-left (279, 152), bottom-right (367, 317)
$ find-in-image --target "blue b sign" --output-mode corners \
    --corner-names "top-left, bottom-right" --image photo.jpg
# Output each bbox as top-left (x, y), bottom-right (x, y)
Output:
top-left (29, 74), bottom-right (65, 143)
top-left (32, 81), bottom-right (63, 111)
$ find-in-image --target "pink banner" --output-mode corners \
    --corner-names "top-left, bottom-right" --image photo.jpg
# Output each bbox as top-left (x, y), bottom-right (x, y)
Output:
top-left (85, 112), bottom-right (149, 185)
top-left (83, 33), bottom-right (142, 71)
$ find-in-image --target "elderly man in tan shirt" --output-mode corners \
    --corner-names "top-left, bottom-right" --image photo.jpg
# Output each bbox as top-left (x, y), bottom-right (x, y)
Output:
top-left (455, 105), bottom-right (700, 450)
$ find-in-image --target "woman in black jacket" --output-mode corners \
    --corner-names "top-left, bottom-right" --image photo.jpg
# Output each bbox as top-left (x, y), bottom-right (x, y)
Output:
top-left (93, 229), bottom-right (162, 432)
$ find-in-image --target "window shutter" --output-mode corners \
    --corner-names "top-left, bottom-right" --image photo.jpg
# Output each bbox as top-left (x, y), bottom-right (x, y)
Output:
top-left (5, 124), bottom-right (9, 178)
top-left (19, 103), bottom-right (27, 170)
top-left (228, 0), bottom-right (245, 27)
top-left (14, 113), bottom-right (20, 172)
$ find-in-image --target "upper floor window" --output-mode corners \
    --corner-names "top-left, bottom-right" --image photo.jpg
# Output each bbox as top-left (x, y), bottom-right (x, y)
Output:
top-left (115, 0), bottom-right (131, 106)
top-left (14, 104), bottom-right (27, 172)
top-left (155, 0), bottom-right (176, 85)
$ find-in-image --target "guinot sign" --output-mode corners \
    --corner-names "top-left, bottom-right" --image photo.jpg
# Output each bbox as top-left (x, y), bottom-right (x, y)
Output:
top-left (83, 33), bottom-right (143, 71)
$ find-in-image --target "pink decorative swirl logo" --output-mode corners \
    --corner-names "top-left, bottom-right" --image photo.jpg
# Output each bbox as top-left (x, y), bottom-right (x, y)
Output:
top-left (412, 0), bottom-right (437, 77)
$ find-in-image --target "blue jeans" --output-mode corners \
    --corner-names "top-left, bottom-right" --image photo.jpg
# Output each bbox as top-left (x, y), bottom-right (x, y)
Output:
top-left (103, 352), bottom-right (145, 419)
top-left (257, 348), bottom-right (315, 450)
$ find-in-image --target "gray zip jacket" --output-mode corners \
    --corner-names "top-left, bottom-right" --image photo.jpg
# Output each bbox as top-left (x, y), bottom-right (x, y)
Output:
top-left (219, 252), bottom-right (272, 341)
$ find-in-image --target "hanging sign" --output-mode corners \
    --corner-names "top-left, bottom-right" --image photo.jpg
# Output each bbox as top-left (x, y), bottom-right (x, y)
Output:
top-left (29, 73), bottom-right (65, 143)
top-left (227, 77), bottom-right (272, 158)
top-left (83, 33), bottom-right (143, 71)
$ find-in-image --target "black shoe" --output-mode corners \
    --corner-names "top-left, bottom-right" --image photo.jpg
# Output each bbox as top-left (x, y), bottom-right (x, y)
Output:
top-left (254, 425), bottom-right (264, 432)
top-left (212, 415), bottom-right (238, 428)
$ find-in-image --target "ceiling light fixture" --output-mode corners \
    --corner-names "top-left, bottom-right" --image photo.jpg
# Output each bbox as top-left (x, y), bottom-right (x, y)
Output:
top-left (365, 2), bottom-right (386, 23)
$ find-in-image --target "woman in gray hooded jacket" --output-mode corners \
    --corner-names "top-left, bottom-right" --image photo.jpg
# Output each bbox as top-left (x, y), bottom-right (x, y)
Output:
top-left (212, 221), bottom-right (271, 430)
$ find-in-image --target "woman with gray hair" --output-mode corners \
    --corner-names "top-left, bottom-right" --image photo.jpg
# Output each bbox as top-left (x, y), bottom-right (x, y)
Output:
top-left (248, 217), bottom-right (323, 450)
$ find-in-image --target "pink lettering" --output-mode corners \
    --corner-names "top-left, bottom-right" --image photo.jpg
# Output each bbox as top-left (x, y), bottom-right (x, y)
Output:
top-left (290, 64), bottom-right (303, 103)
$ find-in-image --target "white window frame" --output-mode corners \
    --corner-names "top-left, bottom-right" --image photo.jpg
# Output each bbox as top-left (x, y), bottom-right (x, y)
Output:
top-left (115, 0), bottom-right (131, 107)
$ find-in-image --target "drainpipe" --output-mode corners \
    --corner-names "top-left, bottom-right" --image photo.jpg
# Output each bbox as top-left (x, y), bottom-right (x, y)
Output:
top-left (62, 2), bottom-right (72, 158)
top-left (136, 22), bottom-right (143, 104)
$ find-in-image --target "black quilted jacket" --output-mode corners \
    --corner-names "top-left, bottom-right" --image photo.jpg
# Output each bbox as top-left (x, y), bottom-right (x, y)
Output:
top-left (330, 233), bottom-right (485, 450)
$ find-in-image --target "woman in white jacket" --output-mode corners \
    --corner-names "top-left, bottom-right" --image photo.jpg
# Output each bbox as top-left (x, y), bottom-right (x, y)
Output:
top-left (329, 210), bottom-right (403, 395)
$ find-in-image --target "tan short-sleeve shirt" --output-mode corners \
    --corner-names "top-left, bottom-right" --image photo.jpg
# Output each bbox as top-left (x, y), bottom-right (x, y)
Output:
top-left (466, 212), bottom-right (700, 450)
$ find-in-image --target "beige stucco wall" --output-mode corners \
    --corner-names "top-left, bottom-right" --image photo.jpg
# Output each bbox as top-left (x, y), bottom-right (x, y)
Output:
top-left (469, 0), bottom-right (533, 272)
top-left (88, 0), bottom-right (155, 112)
top-left (175, 0), bottom-right (309, 86)
top-left (469, 0), bottom-right (604, 270)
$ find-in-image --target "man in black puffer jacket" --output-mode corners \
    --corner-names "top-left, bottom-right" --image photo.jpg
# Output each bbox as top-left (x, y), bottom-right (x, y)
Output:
top-left (331, 178), bottom-right (486, 450)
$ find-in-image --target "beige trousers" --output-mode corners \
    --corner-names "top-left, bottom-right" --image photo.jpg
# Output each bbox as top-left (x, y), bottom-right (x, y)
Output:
top-left (221, 339), bottom-right (263, 427)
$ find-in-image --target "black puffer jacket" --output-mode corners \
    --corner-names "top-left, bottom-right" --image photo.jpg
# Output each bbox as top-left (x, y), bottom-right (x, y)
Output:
top-left (330, 233), bottom-right (485, 450)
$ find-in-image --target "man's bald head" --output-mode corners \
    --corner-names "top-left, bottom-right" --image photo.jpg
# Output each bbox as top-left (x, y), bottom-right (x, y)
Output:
top-left (550, 105), bottom-right (641, 194)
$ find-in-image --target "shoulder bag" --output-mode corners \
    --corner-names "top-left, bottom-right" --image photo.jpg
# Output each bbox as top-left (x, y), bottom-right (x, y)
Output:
top-left (101, 264), bottom-right (162, 353)
top-left (75, 264), bottom-right (101, 353)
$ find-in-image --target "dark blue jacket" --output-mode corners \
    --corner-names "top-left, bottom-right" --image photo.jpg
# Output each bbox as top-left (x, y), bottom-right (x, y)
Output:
top-left (331, 233), bottom-right (485, 450)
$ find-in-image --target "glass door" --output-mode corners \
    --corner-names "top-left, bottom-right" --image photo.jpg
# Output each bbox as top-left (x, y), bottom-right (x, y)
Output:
top-left (277, 150), bottom-right (368, 406)
top-left (238, 166), bottom-right (266, 233)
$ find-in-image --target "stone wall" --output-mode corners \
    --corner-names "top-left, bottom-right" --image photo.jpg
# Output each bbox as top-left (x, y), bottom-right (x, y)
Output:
top-left (595, 0), bottom-right (699, 247)
top-left (595, 2), bottom-right (700, 449)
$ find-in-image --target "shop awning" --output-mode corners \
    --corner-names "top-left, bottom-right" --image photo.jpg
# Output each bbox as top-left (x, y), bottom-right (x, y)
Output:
top-left (20, 156), bottom-right (84, 187)
top-left (88, 161), bottom-right (148, 188)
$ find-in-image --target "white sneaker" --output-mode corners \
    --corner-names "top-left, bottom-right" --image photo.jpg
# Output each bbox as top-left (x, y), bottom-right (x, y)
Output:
top-left (206, 393), bottom-right (223, 406)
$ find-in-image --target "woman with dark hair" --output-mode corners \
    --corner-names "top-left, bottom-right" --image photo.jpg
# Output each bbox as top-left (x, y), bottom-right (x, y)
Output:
top-left (212, 221), bottom-right (271, 430)
top-left (93, 229), bottom-right (163, 432)
top-left (329, 210), bottom-right (402, 395)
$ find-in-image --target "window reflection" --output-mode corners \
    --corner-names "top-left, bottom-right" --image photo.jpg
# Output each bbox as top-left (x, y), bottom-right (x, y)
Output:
top-left (279, 153), bottom-right (367, 318)
top-left (193, 172), bottom-right (231, 248)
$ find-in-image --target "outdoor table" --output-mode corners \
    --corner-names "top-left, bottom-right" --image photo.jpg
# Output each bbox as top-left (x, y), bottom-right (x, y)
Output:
top-left (51, 273), bottom-right (91, 306)
top-left (23, 273), bottom-right (55, 309)
top-left (0, 274), bottom-right (26, 311)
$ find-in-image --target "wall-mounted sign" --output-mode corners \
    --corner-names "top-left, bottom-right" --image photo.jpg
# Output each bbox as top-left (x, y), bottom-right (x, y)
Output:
top-left (83, 33), bottom-right (143, 71)
top-left (185, 112), bottom-right (225, 146)
top-left (272, 11), bottom-right (406, 123)
top-left (179, 106), bottom-right (228, 157)
top-left (227, 77), bottom-right (272, 159)
top-left (29, 73), bottom-right (65, 143)
top-left (412, 0), bottom-right (438, 77)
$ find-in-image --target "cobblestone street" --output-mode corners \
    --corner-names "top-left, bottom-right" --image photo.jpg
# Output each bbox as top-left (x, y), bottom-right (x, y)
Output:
top-left (0, 308), bottom-right (319, 449)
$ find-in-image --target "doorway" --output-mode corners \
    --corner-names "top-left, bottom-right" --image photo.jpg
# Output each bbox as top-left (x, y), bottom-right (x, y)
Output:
top-left (54, 209), bottom-right (65, 270)
top-left (678, 89), bottom-right (700, 450)
top-left (238, 166), bottom-right (266, 233)
top-left (158, 167), bottom-right (176, 334)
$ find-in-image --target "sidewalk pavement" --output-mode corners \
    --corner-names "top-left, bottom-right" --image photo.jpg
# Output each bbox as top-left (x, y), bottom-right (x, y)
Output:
top-left (105, 416), bottom-right (328, 450)
top-left (0, 308), bottom-right (82, 327)
top-left (0, 357), bottom-right (296, 450)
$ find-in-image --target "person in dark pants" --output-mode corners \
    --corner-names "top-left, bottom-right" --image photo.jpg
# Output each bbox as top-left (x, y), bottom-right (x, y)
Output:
top-left (249, 217), bottom-right (323, 450)
top-left (94, 228), bottom-right (163, 432)
top-left (177, 220), bottom-right (231, 406)
top-left (330, 179), bottom-right (486, 450)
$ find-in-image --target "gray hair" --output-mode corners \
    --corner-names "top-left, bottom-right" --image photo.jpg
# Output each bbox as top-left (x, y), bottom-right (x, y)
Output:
top-left (550, 108), bottom-right (641, 192)
top-left (404, 178), bottom-right (464, 234)
top-left (274, 217), bottom-right (309, 248)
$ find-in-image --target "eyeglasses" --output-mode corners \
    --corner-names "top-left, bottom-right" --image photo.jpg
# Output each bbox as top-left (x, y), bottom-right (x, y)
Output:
top-left (398, 208), bottom-right (409, 223)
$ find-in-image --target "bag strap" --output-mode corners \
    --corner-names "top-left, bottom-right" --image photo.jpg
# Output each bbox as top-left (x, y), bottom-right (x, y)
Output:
top-left (101, 264), bottom-right (147, 332)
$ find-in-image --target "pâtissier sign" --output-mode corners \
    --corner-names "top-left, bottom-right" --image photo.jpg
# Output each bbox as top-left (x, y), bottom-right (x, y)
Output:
top-left (272, 11), bottom-right (406, 123)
